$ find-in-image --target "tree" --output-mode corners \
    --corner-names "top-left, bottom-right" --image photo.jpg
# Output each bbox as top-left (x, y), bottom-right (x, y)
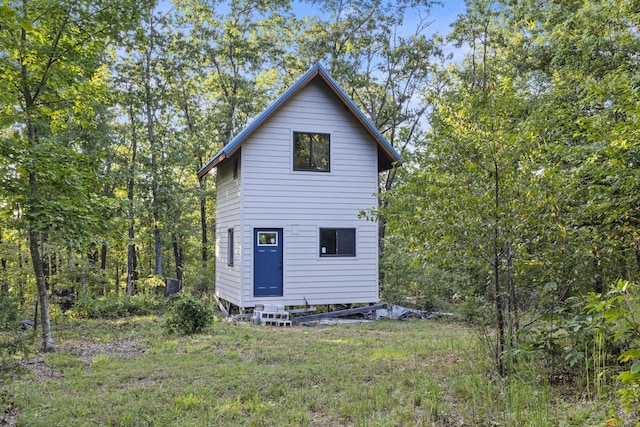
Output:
top-left (177, 0), bottom-right (301, 289)
top-left (506, 0), bottom-right (640, 287)
top-left (380, 0), bottom-right (537, 374)
top-left (295, 0), bottom-right (444, 252)
top-left (0, 0), bottom-right (144, 351)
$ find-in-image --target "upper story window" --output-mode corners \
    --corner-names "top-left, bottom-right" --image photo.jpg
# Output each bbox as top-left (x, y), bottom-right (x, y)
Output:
top-left (293, 132), bottom-right (330, 172)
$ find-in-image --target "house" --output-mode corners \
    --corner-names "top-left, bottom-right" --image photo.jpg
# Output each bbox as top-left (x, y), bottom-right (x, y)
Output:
top-left (197, 63), bottom-right (401, 310)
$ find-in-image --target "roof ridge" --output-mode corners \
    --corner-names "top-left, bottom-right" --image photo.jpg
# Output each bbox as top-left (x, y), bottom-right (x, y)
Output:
top-left (197, 64), bottom-right (401, 178)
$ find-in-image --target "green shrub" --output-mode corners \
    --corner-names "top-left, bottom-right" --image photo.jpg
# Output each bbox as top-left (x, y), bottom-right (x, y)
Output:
top-left (517, 281), bottom-right (640, 424)
top-left (586, 281), bottom-right (639, 423)
top-left (0, 293), bottom-right (20, 330)
top-left (165, 294), bottom-right (213, 335)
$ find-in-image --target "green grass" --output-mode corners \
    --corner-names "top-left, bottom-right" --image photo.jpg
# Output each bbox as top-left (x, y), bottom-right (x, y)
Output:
top-left (4, 317), bottom-right (606, 426)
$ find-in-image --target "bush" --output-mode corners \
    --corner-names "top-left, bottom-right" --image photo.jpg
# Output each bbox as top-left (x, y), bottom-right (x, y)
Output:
top-left (0, 293), bottom-right (20, 330)
top-left (587, 281), bottom-right (639, 423)
top-left (165, 294), bottom-right (213, 335)
top-left (517, 281), bottom-right (640, 424)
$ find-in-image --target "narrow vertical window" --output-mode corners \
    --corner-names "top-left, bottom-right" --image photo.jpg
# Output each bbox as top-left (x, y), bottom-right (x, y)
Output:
top-left (227, 228), bottom-right (234, 266)
top-left (233, 158), bottom-right (239, 179)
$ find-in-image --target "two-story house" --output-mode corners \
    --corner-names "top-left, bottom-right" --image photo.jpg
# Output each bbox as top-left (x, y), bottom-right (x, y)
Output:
top-left (197, 64), bottom-right (401, 310)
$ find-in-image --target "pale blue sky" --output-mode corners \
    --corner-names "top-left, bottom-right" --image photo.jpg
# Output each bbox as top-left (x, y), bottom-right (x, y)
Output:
top-left (288, 0), bottom-right (467, 61)
top-left (290, 0), bottom-right (466, 37)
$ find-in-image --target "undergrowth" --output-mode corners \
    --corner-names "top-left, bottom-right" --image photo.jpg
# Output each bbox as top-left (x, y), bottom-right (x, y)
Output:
top-left (4, 317), bottom-right (615, 426)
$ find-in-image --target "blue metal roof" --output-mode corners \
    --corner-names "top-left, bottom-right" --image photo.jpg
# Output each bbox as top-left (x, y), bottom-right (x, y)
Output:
top-left (197, 63), bottom-right (402, 178)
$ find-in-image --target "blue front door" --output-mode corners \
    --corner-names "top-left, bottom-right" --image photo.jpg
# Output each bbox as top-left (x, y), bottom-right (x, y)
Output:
top-left (253, 229), bottom-right (283, 297)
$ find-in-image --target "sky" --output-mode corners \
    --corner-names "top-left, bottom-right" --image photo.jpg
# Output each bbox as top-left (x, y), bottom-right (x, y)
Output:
top-left (420, 0), bottom-right (467, 37)
top-left (289, 0), bottom-right (468, 62)
top-left (290, 0), bottom-right (467, 35)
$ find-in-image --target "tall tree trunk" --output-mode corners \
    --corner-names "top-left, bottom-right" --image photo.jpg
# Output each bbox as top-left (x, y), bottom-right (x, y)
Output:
top-left (144, 18), bottom-right (162, 277)
top-left (81, 263), bottom-right (87, 296)
top-left (1, 257), bottom-right (7, 293)
top-left (100, 244), bottom-right (107, 271)
top-left (172, 235), bottom-right (183, 283)
top-left (507, 242), bottom-right (519, 344)
top-left (28, 230), bottom-right (53, 352)
top-left (126, 100), bottom-right (138, 295)
top-left (115, 263), bottom-right (120, 295)
top-left (0, 230), bottom-right (6, 293)
top-left (493, 160), bottom-right (505, 376)
top-left (199, 176), bottom-right (208, 264)
top-left (18, 241), bottom-right (24, 304)
top-left (23, 73), bottom-right (53, 350)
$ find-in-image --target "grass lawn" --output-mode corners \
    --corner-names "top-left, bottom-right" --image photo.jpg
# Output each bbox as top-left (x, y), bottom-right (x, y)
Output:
top-left (2, 316), bottom-right (605, 426)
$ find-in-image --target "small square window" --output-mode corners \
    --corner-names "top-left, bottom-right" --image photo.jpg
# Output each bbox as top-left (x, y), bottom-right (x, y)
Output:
top-left (258, 231), bottom-right (278, 246)
top-left (320, 228), bottom-right (355, 257)
top-left (294, 132), bottom-right (330, 172)
top-left (227, 228), bottom-right (234, 266)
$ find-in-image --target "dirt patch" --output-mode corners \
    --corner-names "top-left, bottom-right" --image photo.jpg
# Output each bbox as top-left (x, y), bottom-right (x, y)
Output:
top-left (61, 338), bottom-right (147, 363)
top-left (18, 339), bottom-right (147, 381)
top-left (18, 358), bottom-right (63, 381)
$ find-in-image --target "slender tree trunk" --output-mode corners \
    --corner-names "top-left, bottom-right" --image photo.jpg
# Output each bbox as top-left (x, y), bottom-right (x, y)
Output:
top-left (144, 15), bottom-right (162, 277)
top-left (1, 257), bottom-right (7, 292)
top-left (126, 101), bottom-right (138, 295)
top-left (0, 228), bottom-right (6, 292)
top-left (28, 230), bottom-right (53, 352)
top-left (127, 246), bottom-right (139, 295)
top-left (24, 91), bottom-right (53, 350)
top-left (81, 264), bottom-right (87, 296)
top-left (115, 263), bottom-right (120, 295)
top-left (507, 242), bottom-right (519, 344)
top-left (100, 244), bottom-right (107, 270)
top-left (493, 251), bottom-right (505, 376)
top-left (199, 177), bottom-right (208, 263)
top-left (172, 235), bottom-right (183, 284)
top-left (18, 240), bottom-right (25, 307)
top-left (493, 160), bottom-right (505, 376)
top-left (0, 230), bottom-right (5, 292)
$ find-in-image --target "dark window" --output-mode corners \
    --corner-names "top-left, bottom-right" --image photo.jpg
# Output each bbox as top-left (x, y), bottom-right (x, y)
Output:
top-left (320, 228), bottom-right (355, 257)
top-left (233, 158), bottom-right (239, 179)
top-left (294, 132), bottom-right (330, 172)
top-left (227, 228), bottom-right (234, 266)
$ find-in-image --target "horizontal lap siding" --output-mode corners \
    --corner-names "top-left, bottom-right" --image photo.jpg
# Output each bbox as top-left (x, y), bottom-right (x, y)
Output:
top-left (240, 79), bottom-right (379, 307)
top-left (215, 154), bottom-right (242, 306)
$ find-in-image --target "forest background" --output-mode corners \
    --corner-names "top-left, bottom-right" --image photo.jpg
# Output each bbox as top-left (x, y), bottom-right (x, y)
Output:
top-left (1, 0), bottom-right (639, 422)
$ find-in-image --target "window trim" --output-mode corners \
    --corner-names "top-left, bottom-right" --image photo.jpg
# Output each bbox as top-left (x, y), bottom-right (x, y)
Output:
top-left (293, 131), bottom-right (331, 172)
top-left (319, 227), bottom-right (356, 257)
top-left (227, 228), bottom-right (234, 266)
top-left (257, 231), bottom-right (278, 247)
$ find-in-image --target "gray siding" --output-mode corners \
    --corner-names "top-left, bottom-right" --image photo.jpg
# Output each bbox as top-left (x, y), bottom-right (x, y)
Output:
top-left (239, 80), bottom-right (379, 307)
top-left (215, 152), bottom-right (242, 306)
